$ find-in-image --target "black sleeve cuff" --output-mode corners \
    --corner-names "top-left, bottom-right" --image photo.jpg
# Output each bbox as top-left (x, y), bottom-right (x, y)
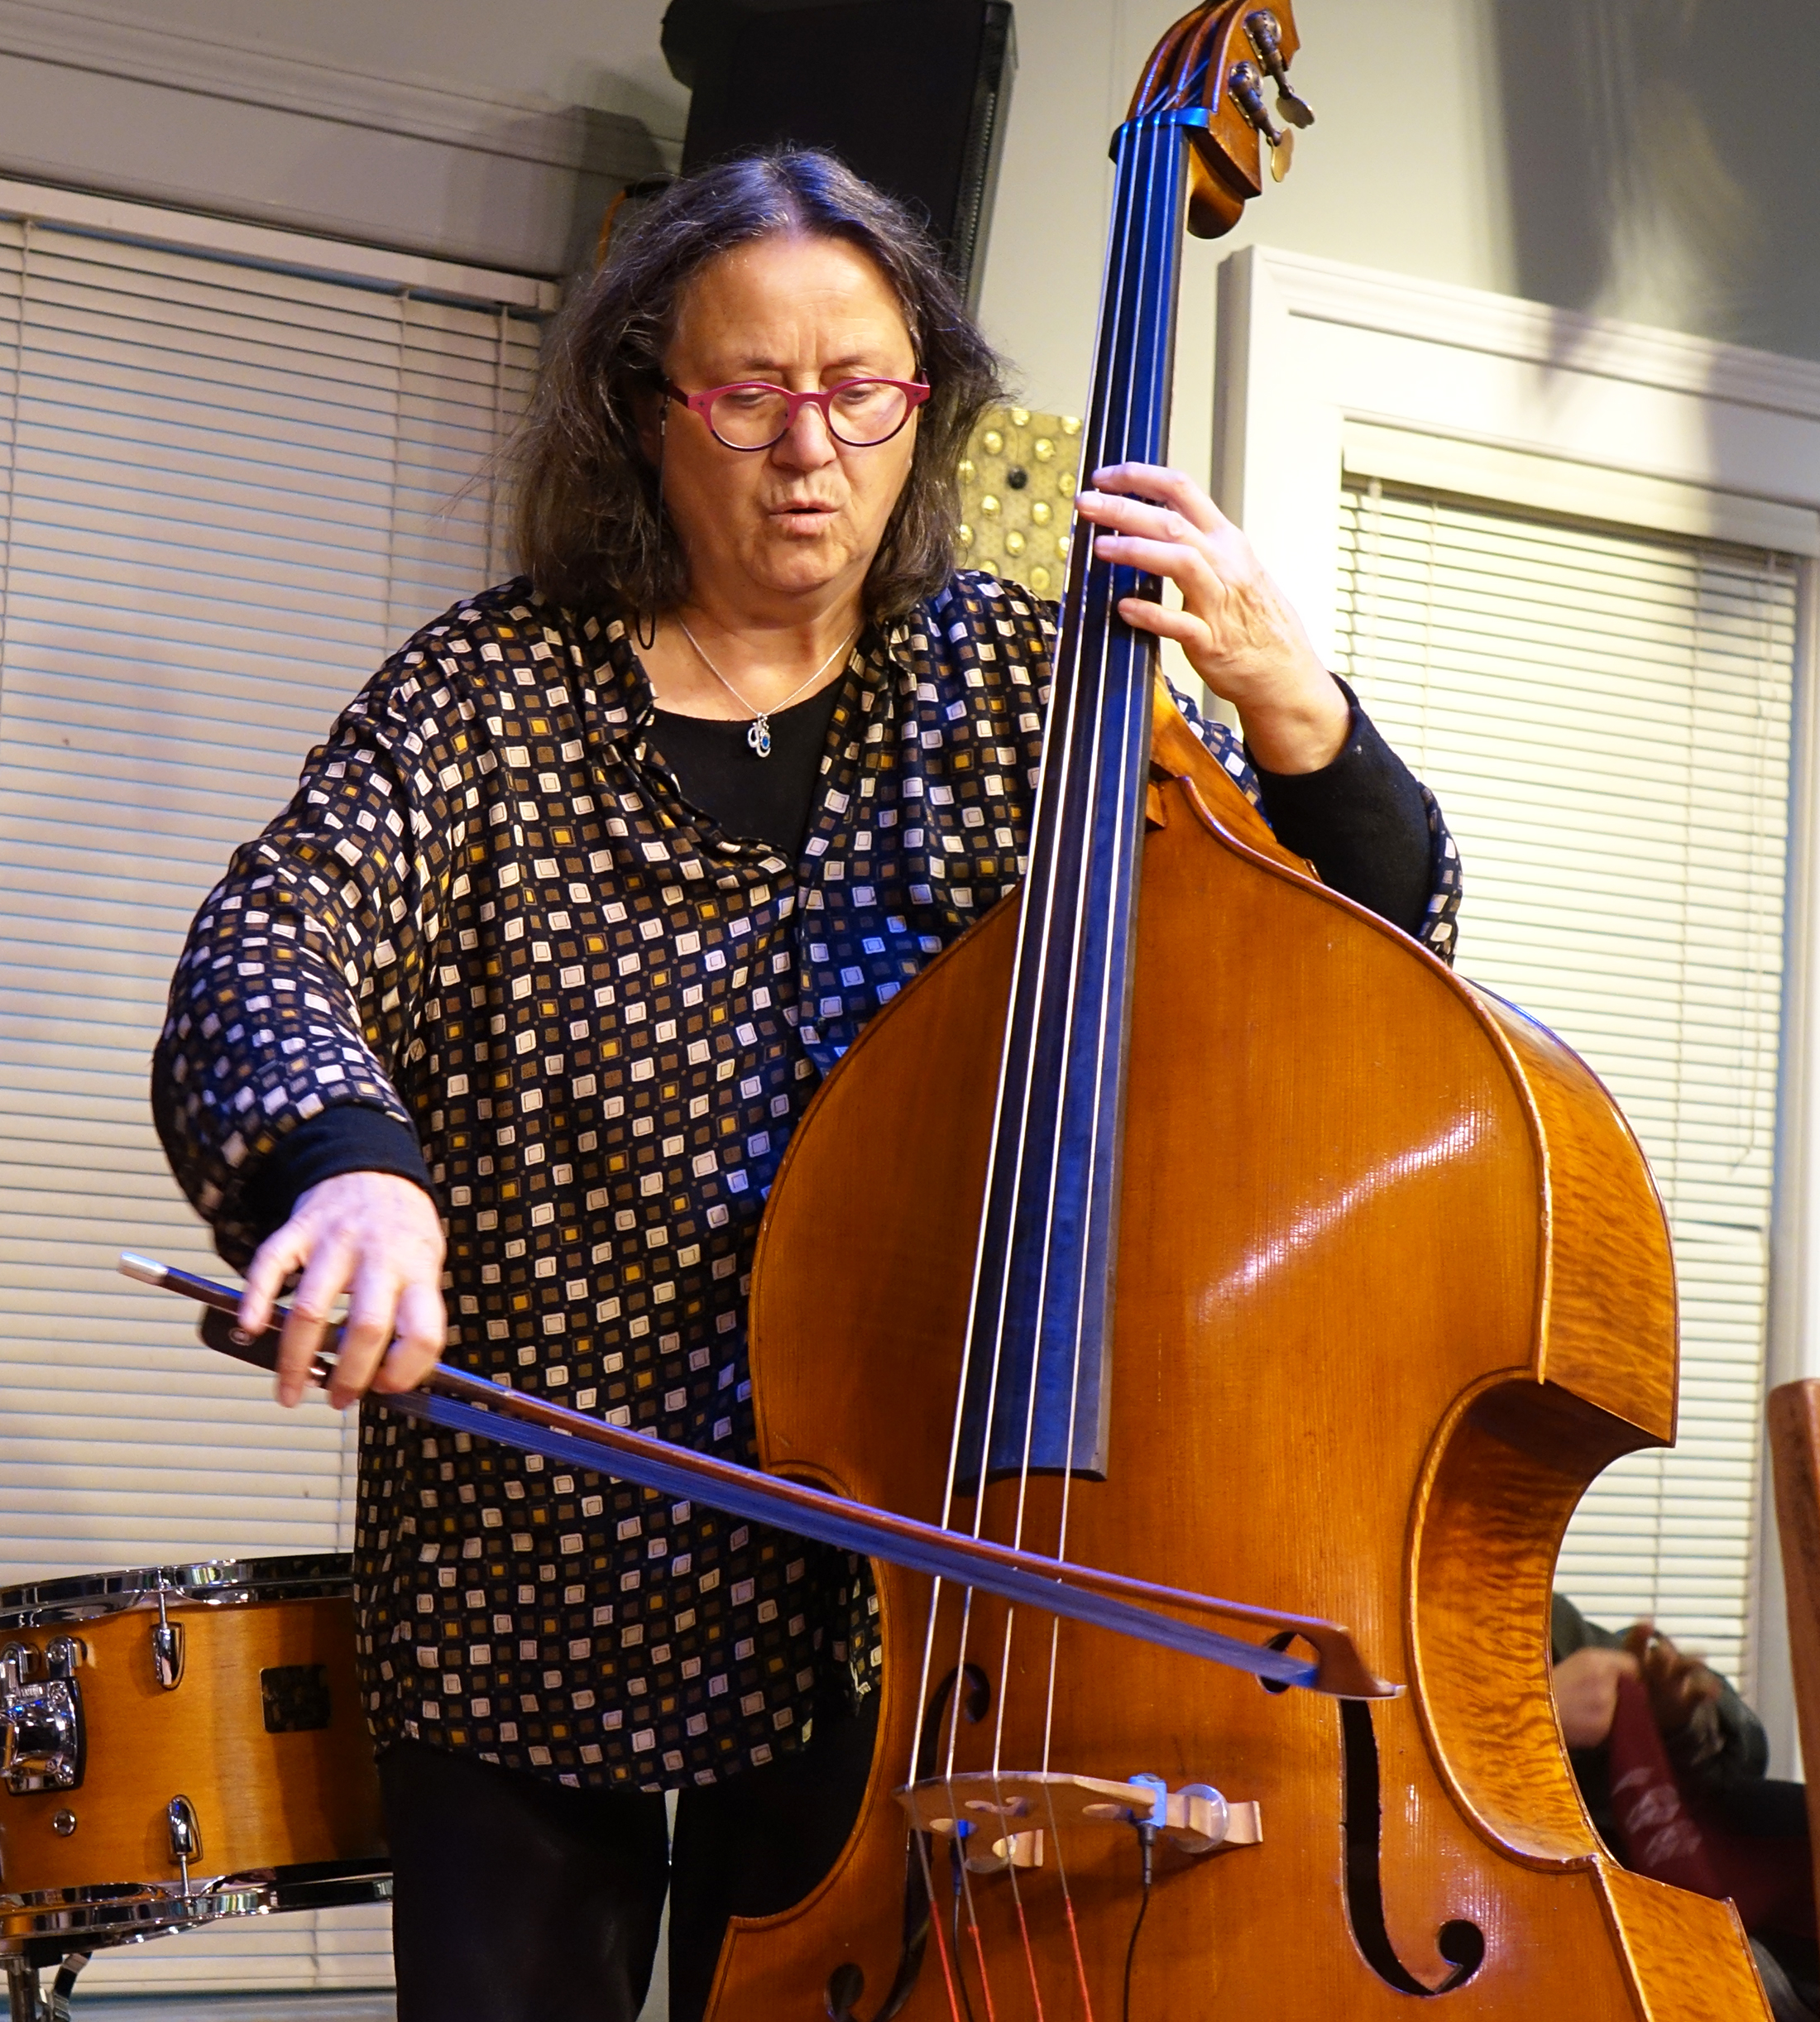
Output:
top-left (1250, 681), bottom-right (1434, 938)
top-left (243, 1104), bottom-right (433, 1240)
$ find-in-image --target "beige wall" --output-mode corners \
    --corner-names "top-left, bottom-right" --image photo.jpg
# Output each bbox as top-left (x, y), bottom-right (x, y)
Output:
top-left (0, 0), bottom-right (688, 274)
top-left (94, 0), bottom-right (690, 140)
top-left (975, 0), bottom-right (1518, 480)
top-left (980, 0), bottom-right (1820, 468)
top-left (7, 1), bottom-right (1808, 485)
top-left (0, 0), bottom-right (1516, 412)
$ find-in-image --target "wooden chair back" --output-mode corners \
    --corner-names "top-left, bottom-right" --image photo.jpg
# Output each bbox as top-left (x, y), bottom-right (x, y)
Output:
top-left (1766, 1377), bottom-right (1820, 1922)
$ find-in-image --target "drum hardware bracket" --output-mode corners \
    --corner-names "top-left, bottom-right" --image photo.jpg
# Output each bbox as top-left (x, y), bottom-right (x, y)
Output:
top-left (151, 1593), bottom-right (184, 1691)
top-left (3, 1948), bottom-right (88, 2022)
top-left (166, 1795), bottom-right (203, 1894)
top-left (0, 1641), bottom-right (84, 1796)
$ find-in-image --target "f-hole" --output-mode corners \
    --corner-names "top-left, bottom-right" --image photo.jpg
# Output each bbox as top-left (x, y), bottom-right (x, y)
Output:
top-left (824, 1663), bottom-right (993, 2022)
top-left (1340, 1699), bottom-right (1485, 1996)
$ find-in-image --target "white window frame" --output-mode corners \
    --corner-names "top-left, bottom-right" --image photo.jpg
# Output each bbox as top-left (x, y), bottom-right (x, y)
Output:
top-left (0, 174), bottom-right (561, 315)
top-left (1209, 243), bottom-right (1820, 1775)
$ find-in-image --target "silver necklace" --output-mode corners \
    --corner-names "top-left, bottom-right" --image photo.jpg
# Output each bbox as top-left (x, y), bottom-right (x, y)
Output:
top-left (674, 619), bottom-right (857, 759)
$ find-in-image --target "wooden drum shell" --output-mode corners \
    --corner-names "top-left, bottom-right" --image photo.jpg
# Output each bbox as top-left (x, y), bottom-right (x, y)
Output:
top-left (0, 1584), bottom-right (384, 1900)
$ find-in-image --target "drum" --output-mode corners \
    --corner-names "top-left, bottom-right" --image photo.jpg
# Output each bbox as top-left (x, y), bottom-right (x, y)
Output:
top-left (0, 1554), bottom-right (387, 1954)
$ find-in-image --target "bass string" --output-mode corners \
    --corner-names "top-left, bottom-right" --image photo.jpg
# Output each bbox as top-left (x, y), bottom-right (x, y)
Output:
top-left (1017, 114), bottom-right (1178, 2014)
top-left (943, 390), bottom-right (1121, 1553)
top-left (969, 107), bottom-right (1178, 2014)
top-left (994, 108), bottom-right (1175, 1774)
top-left (912, 83), bottom-right (1155, 1780)
top-left (924, 1651), bottom-right (997, 2021)
top-left (1008, 108), bottom-right (1175, 1580)
top-left (956, 91), bottom-right (1183, 1565)
top-left (1016, 155), bottom-right (1178, 2008)
top-left (906, 426), bottom-right (1101, 1767)
top-left (1021, 79), bottom-right (1180, 1833)
top-left (987, 110), bottom-right (1164, 1761)
top-left (965, 104), bottom-right (1164, 1711)
top-left (1037, 121), bottom-right (1183, 2022)
top-left (1011, 1880), bottom-right (1049, 2022)
top-left (967, 1896), bottom-right (1000, 2022)
top-left (1004, 103), bottom-right (1175, 1637)
top-left (912, 118), bottom-right (1157, 2022)
top-left (917, 509), bottom-right (1099, 2005)
top-left (938, 409), bottom-right (1122, 2010)
top-left (914, 1826), bottom-right (966, 2022)
top-left (938, 74), bottom-right (1225, 1814)
top-left (908, 86), bottom-right (1181, 2010)
top-left (1037, 105), bottom-right (1180, 1633)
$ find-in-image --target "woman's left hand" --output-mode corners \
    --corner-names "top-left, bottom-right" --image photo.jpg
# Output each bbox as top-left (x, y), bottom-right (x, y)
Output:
top-left (1075, 461), bottom-right (1349, 774)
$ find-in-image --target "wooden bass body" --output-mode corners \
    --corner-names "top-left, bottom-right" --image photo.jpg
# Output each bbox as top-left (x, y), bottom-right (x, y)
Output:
top-left (722, 704), bottom-right (1770, 2019)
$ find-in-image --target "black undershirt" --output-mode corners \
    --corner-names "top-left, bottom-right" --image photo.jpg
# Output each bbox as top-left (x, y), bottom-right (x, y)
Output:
top-left (1248, 682), bottom-right (1434, 937)
top-left (649, 685), bottom-right (845, 855)
top-left (646, 680), bottom-right (1436, 939)
top-left (249, 678), bottom-right (1434, 1234)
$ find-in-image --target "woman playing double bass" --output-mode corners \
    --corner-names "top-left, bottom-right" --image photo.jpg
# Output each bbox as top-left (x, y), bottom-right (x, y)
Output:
top-left (152, 149), bottom-right (1456, 2020)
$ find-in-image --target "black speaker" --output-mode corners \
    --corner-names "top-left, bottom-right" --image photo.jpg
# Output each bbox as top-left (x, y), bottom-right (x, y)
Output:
top-left (662, 0), bottom-right (1017, 308)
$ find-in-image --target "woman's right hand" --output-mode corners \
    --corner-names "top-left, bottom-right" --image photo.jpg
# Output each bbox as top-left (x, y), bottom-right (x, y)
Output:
top-left (238, 1172), bottom-right (448, 1411)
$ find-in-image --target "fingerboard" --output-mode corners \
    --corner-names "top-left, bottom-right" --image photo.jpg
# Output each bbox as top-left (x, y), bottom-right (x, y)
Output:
top-left (956, 113), bottom-right (1192, 1488)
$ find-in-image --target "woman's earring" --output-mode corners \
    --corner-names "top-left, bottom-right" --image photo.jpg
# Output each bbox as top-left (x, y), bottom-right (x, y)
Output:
top-left (635, 406), bottom-right (668, 652)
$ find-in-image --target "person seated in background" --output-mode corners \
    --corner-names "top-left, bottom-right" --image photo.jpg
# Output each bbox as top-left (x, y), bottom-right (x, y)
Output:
top-left (1553, 1593), bottom-right (1817, 2021)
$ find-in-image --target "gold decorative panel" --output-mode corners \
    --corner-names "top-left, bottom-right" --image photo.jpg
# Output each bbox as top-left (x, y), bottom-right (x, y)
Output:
top-left (956, 405), bottom-right (1084, 600)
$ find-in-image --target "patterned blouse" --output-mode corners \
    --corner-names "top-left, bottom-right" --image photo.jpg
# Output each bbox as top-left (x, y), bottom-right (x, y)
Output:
top-left (153, 569), bottom-right (1461, 1794)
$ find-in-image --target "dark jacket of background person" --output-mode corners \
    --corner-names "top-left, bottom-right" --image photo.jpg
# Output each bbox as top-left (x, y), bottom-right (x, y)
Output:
top-left (1554, 1593), bottom-right (1815, 2022)
top-left (1553, 1590), bottom-right (1768, 1853)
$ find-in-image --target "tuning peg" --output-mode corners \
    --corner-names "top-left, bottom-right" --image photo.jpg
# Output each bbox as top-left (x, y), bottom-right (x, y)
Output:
top-left (1243, 9), bottom-right (1315, 129)
top-left (1228, 60), bottom-right (1294, 177)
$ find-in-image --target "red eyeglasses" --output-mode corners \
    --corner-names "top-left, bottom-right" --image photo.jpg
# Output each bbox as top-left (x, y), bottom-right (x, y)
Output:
top-left (666, 377), bottom-right (931, 452)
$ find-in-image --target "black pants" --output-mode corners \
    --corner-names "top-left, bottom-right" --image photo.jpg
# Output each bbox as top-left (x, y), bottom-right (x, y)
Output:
top-left (380, 1694), bottom-right (879, 2022)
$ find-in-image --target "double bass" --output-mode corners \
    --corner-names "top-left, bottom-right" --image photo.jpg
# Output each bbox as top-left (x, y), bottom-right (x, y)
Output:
top-left (135, 5), bottom-right (1777, 2013)
top-left (714, 7), bottom-right (1777, 2016)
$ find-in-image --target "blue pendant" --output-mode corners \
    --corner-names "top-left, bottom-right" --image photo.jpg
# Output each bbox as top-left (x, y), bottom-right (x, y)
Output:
top-left (747, 716), bottom-right (773, 759)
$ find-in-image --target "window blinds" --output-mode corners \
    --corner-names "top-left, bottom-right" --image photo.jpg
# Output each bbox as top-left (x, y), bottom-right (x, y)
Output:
top-left (1334, 478), bottom-right (1797, 1691)
top-left (0, 208), bottom-right (539, 1995)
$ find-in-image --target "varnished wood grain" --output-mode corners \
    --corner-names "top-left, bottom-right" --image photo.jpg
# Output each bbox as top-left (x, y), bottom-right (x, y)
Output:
top-left (1473, 992), bottom-right (1678, 1440)
top-left (0, 1597), bottom-right (384, 1895)
top-left (1601, 1869), bottom-right (1774, 2022)
top-left (1769, 1378), bottom-right (1820, 1943)
top-left (723, 703), bottom-right (1769, 2015)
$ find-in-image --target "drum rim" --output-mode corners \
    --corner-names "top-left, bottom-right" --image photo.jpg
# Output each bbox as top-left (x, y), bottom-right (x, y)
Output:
top-left (0, 1552), bottom-right (353, 1627)
top-left (0, 1860), bottom-right (391, 1946)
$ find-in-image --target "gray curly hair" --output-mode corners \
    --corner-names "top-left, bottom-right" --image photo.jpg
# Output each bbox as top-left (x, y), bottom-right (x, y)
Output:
top-left (511, 147), bottom-right (1006, 623)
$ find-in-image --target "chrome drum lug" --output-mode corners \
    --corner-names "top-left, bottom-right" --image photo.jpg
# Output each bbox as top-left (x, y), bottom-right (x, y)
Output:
top-left (151, 1593), bottom-right (184, 1691)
